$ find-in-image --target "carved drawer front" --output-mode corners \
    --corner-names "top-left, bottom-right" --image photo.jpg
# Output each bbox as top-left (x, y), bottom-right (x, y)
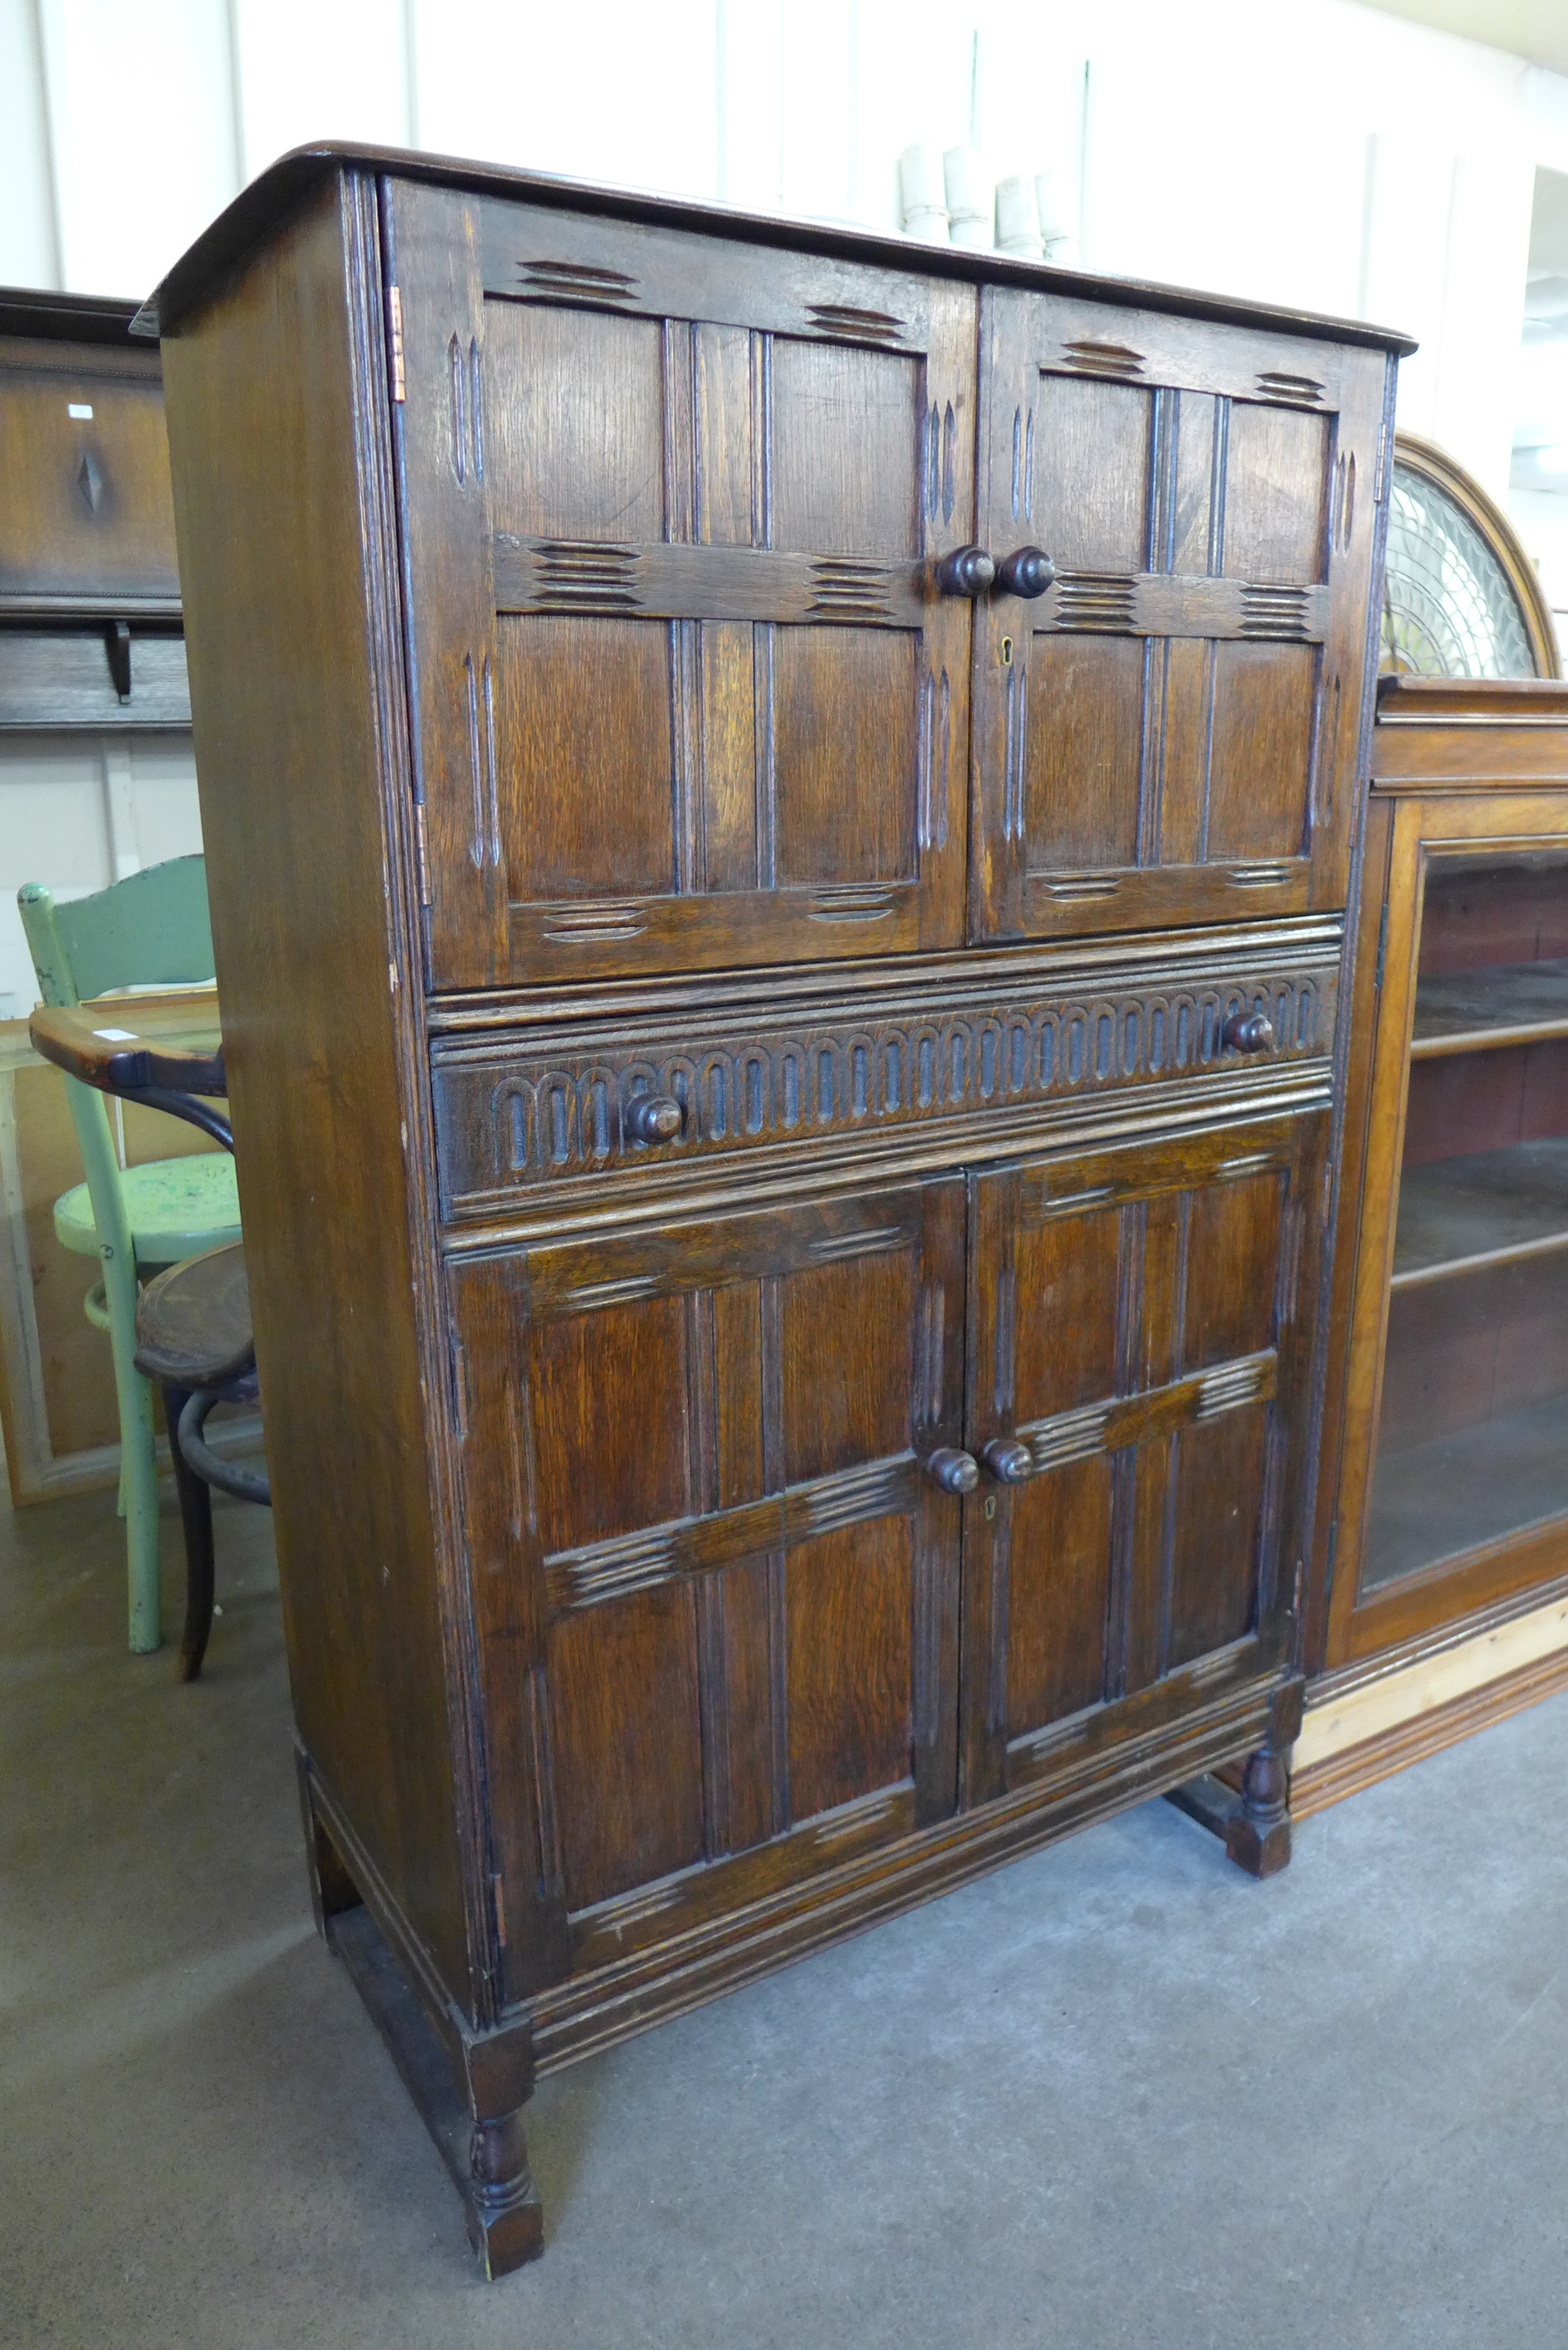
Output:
top-left (449, 1178), bottom-right (967, 2004)
top-left (388, 182), bottom-right (978, 991)
top-left (431, 931), bottom-right (1338, 1217)
top-left (0, 345), bottom-right (180, 613)
top-left (959, 1110), bottom-right (1326, 1807)
top-left (973, 292), bottom-right (1390, 942)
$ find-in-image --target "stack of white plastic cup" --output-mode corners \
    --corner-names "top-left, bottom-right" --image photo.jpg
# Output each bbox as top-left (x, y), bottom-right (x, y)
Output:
top-left (1035, 170), bottom-right (1079, 265)
top-left (943, 148), bottom-right (991, 250)
top-left (897, 144), bottom-right (950, 244)
top-left (994, 175), bottom-right (1044, 260)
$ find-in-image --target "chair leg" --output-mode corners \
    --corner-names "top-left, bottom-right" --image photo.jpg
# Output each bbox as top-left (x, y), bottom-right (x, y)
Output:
top-left (161, 1381), bottom-right (216, 1682)
top-left (100, 1241), bottom-right (161, 1653)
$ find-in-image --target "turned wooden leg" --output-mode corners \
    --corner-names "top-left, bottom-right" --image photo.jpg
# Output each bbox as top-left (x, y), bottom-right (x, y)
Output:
top-left (1164, 1678), bottom-right (1303, 1876)
top-left (466, 2107), bottom-right (544, 2277)
top-left (1223, 1677), bottom-right (1303, 1879)
top-left (162, 1380), bottom-right (217, 1681)
top-left (1224, 1741), bottom-right (1292, 1878)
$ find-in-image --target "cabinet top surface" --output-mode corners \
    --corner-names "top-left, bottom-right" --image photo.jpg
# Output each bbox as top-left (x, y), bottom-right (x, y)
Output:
top-left (136, 138), bottom-right (1417, 357)
top-left (0, 286), bottom-right (148, 349)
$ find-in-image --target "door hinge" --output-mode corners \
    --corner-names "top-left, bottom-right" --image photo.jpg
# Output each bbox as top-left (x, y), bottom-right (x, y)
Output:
top-left (412, 798), bottom-right (432, 908)
top-left (1323, 1520), bottom-right (1338, 1601)
top-left (493, 1871), bottom-right (508, 1950)
top-left (386, 284), bottom-right (406, 403)
top-left (1373, 901), bottom-right (1389, 990)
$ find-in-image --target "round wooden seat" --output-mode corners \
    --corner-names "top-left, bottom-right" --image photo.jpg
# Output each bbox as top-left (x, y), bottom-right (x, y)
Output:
top-left (134, 1241), bottom-right (254, 1390)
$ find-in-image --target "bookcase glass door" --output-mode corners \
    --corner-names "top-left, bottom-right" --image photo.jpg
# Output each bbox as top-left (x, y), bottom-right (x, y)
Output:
top-left (1365, 849), bottom-right (1568, 1593)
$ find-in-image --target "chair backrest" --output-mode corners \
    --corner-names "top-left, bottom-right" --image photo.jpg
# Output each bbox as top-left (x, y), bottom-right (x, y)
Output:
top-left (17, 854), bottom-right (215, 1008)
top-left (16, 857), bottom-right (218, 1281)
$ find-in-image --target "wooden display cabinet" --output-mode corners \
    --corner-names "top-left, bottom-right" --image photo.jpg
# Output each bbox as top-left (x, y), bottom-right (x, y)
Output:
top-left (0, 286), bottom-right (190, 727)
top-left (1312, 676), bottom-right (1568, 1678)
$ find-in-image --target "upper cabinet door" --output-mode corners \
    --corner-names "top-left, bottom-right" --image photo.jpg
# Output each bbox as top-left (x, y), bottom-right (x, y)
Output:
top-left (971, 292), bottom-right (1391, 943)
top-left (386, 184), bottom-right (978, 990)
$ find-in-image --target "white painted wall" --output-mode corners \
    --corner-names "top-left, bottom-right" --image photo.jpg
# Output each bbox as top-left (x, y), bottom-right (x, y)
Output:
top-left (6, 0), bottom-right (1564, 487)
top-left (0, 736), bottom-right (201, 1020)
top-left (6, 0), bottom-right (1568, 1013)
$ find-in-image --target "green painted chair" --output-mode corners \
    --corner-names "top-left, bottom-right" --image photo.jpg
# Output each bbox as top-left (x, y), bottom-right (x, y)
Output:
top-left (19, 857), bottom-right (241, 1654)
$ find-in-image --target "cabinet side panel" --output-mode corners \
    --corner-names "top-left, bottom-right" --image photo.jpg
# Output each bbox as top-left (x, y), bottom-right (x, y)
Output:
top-left (159, 177), bottom-right (470, 2002)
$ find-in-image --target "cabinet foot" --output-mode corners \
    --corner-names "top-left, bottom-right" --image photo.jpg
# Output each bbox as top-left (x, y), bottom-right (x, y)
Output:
top-left (298, 1759), bottom-right (543, 2275)
top-left (465, 2110), bottom-right (544, 2278)
top-left (328, 1898), bottom-right (545, 2277)
top-left (1223, 1744), bottom-right (1292, 1878)
top-left (1164, 1678), bottom-right (1302, 1880)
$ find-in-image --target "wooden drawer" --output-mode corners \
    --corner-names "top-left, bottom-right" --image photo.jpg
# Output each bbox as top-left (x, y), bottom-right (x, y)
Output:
top-left (429, 925), bottom-right (1340, 1222)
top-left (0, 341), bottom-right (180, 615)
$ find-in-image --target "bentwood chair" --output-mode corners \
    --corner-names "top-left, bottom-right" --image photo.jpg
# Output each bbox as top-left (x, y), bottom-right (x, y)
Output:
top-left (18, 857), bottom-right (241, 1653)
top-left (134, 1242), bottom-right (269, 1679)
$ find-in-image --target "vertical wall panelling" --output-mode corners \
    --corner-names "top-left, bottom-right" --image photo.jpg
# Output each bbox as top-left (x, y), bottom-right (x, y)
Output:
top-left (230, 0), bottom-right (413, 182)
top-left (1360, 131), bottom-right (1458, 444)
top-left (780, 1), bottom-right (857, 229)
top-left (34, 0), bottom-right (241, 296)
top-left (715, 0), bottom-right (783, 217)
top-left (411, 0), bottom-right (718, 204)
top-left (1433, 147), bottom-right (1536, 499)
top-left (8, 0), bottom-right (1568, 520)
top-left (0, 0), bottom-right (60, 284)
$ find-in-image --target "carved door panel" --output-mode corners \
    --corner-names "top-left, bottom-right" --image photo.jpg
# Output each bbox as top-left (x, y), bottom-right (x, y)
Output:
top-left (960, 1112), bottom-right (1325, 1805)
top-left (450, 1177), bottom-right (966, 2001)
top-left (972, 293), bottom-right (1391, 941)
top-left (386, 182), bottom-right (977, 990)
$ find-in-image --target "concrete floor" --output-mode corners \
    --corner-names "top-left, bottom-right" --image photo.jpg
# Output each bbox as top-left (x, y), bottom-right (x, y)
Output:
top-left (4, 1482), bottom-right (1567, 2350)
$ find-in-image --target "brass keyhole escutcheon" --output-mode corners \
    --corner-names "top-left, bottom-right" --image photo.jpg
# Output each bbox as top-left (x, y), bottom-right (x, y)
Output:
top-left (984, 1495), bottom-right (997, 1520)
top-left (1001, 635), bottom-right (1014, 667)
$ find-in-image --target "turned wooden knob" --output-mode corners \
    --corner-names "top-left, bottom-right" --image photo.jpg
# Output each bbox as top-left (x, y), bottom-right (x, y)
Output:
top-left (935, 544), bottom-right (996, 597)
top-left (923, 1446), bottom-right (979, 1494)
top-left (1221, 1011), bottom-right (1274, 1054)
top-left (994, 545), bottom-right (1055, 598)
top-left (982, 1437), bottom-right (1032, 1484)
top-left (623, 1094), bottom-right (684, 1144)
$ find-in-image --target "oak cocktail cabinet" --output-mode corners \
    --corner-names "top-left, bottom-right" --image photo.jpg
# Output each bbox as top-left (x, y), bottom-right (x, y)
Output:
top-left (146, 145), bottom-right (1408, 2273)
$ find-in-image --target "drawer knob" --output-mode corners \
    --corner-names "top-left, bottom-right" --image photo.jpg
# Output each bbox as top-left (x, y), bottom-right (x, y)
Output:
top-left (935, 544), bottom-right (996, 597)
top-left (623, 1094), bottom-right (684, 1145)
top-left (1221, 1011), bottom-right (1274, 1055)
top-left (995, 545), bottom-right (1055, 598)
top-left (923, 1446), bottom-right (979, 1494)
top-left (981, 1437), bottom-right (1032, 1484)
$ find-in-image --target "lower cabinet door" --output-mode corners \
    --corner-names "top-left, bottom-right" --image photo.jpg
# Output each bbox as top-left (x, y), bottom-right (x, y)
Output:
top-left (450, 1177), bottom-right (967, 2000)
top-left (961, 1112), bottom-right (1325, 1805)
